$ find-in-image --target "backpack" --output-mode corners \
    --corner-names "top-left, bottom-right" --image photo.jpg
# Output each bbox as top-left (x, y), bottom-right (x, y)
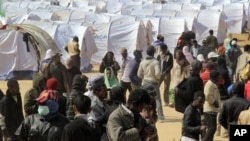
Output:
top-left (240, 63), bottom-right (250, 81)
top-left (240, 55), bottom-right (250, 81)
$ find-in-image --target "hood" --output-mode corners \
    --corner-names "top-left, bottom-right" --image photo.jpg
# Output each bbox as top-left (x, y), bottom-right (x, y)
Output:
top-left (33, 73), bottom-right (45, 89)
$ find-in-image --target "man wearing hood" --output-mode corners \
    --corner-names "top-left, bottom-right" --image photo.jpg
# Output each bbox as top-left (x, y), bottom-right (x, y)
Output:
top-left (0, 79), bottom-right (24, 141)
top-left (14, 87), bottom-right (69, 141)
top-left (66, 74), bottom-right (88, 120)
top-left (219, 82), bottom-right (250, 130)
top-left (24, 73), bottom-right (46, 117)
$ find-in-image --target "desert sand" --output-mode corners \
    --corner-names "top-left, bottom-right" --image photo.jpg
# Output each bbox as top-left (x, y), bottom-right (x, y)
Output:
top-left (1, 33), bottom-right (250, 141)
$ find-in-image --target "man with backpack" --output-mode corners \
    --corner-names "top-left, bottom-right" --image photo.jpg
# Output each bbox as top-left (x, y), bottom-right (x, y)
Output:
top-left (235, 44), bottom-right (250, 82)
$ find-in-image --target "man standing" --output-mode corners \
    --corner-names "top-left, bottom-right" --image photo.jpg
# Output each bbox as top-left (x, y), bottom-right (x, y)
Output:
top-left (191, 40), bottom-right (201, 59)
top-left (120, 48), bottom-right (133, 94)
top-left (129, 50), bottom-right (143, 90)
top-left (24, 73), bottom-right (46, 117)
top-left (235, 44), bottom-right (250, 82)
top-left (0, 79), bottom-right (24, 141)
top-left (62, 95), bottom-right (98, 141)
top-left (157, 44), bottom-right (173, 106)
top-left (138, 45), bottom-right (165, 122)
top-left (106, 89), bottom-right (151, 141)
top-left (43, 53), bottom-right (70, 94)
top-left (203, 70), bottom-right (221, 141)
top-left (65, 36), bottom-right (81, 69)
top-left (181, 91), bottom-right (207, 141)
top-left (206, 29), bottom-right (218, 51)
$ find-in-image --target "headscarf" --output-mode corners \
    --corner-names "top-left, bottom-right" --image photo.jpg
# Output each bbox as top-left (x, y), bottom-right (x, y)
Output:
top-left (104, 67), bottom-right (120, 89)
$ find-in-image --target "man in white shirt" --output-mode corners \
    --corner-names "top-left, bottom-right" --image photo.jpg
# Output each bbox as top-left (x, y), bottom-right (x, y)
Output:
top-left (120, 48), bottom-right (133, 96)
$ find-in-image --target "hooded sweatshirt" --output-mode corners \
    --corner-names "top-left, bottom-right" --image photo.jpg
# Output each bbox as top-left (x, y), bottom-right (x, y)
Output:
top-left (24, 73), bottom-right (45, 116)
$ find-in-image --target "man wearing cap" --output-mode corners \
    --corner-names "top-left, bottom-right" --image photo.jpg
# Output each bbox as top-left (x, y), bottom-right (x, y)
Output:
top-left (207, 51), bottom-right (219, 63)
top-left (65, 36), bottom-right (81, 69)
top-left (120, 47), bottom-right (133, 95)
top-left (226, 39), bottom-right (242, 81)
top-left (14, 85), bottom-right (69, 141)
top-left (43, 53), bottom-right (70, 95)
top-left (129, 49), bottom-right (143, 90)
top-left (206, 29), bottom-right (218, 51)
top-left (138, 45), bottom-right (165, 122)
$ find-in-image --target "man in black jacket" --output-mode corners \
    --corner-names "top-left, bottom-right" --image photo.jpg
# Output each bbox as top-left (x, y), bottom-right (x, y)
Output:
top-left (219, 82), bottom-right (250, 131)
top-left (157, 44), bottom-right (173, 106)
top-left (176, 60), bottom-right (204, 113)
top-left (181, 91), bottom-right (207, 141)
top-left (14, 89), bottom-right (69, 141)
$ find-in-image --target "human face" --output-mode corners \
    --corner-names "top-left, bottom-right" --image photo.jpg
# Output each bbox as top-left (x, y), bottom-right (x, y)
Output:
top-left (107, 52), bottom-right (113, 61)
top-left (106, 70), bottom-right (111, 80)
top-left (121, 52), bottom-right (128, 59)
top-left (96, 86), bottom-right (108, 101)
top-left (194, 97), bottom-right (205, 109)
top-left (39, 78), bottom-right (46, 91)
top-left (10, 83), bottom-right (20, 95)
top-left (175, 52), bottom-right (181, 59)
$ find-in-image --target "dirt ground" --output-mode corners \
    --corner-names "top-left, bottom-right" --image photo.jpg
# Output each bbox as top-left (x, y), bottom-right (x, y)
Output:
top-left (1, 33), bottom-right (250, 141)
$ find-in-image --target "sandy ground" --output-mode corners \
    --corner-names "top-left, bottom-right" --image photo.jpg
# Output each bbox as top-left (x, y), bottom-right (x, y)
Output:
top-left (1, 33), bottom-right (250, 141)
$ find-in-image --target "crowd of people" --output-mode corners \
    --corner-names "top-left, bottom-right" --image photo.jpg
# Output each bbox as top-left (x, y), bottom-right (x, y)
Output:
top-left (0, 30), bottom-right (250, 141)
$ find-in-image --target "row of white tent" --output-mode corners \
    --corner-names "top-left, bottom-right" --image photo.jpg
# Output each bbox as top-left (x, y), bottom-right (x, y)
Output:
top-left (0, 0), bottom-right (248, 79)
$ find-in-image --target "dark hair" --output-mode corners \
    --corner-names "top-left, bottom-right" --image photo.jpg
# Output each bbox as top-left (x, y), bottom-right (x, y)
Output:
top-left (206, 61), bottom-right (216, 70)
top-left (209, 30), bottom-right (213, 35)
top-left (103, 51), bottom-right (114, 62)
top-left (127, 89), bottom-right (151, 105)
top-left (73, 95), bottom-right (91, 114)
top-left (159, 36), bottom-right (164, 42)
top-left (193, 91), bottom-right (205, 100)
top-left (92, 82), bottom-right (106, 93)
top-left (110, 86), bottom-right (126, 104)
top-left (210, 70), bottom-right (220, 81)
top-left (73, 36), bottom-right (79, 42)
top-left (244, 44), bottom-right (250, 52)
top-left (7, 79), bottom-right (18, 88)
top-left (160, 44), bottom-right (167, 50)
top-left (147, 46), bottom-right (156, 56)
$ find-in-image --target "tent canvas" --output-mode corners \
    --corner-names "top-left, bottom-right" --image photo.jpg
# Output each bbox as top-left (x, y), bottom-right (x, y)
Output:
top-left (195, 10), bottom-right (227, 44)
top-left (91, 21), bottom-right (148, 64)
top-left (0, 30), bottom-right (38, 80)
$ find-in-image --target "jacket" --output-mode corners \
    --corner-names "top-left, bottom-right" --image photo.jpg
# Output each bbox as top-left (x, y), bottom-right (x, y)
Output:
top-left (15, 113), bottom-right (69, 141)
top-left (0, 90), bottom-right (24, 137)
top-left (238, 108), bottom-right (250, 125)
top-left (129, 59), bottom-right (142, 86)
top-left (138, 56), bottom-right (161, 84)
top-left (219, 95), bottom-right (250, 129)
top-left (24, 73), bottom-right (45, 116)
top-left (106, 105), bottom-right (141, 141)
top-left (61, 115), bottom-right (99, 141)
top-left (203, 80), bottom-right (221, 113)
top-left (176, 74), bottom-right (203, 113)
top-left (157, 51), bottom-right (173, 74)
top-left (182, 104), bottom-right (202, 140)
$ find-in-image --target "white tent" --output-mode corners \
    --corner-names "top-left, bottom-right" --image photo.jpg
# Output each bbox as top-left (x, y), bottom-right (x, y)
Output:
top-left (91, 21), bottom-right (148, 64)
top-left (158, 18), bottom-right (188, 54)
top-left (0, 24), bottom-right (60, 80)
top-left (222, 3), bottom-right (245, 33)
top-left (20, 20), bottom-right (97, 72)
top-left (195, 9), bottom-right (227, 44)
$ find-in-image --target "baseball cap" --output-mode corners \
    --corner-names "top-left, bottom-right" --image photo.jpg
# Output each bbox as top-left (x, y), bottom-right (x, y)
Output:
top-left (197, 54), bottom-right (205, 62)
top-left (52, 53), bottom-right (62, 58)
top-left (35, 89), bottom-right (58, 104)
top-left (207, 52), bottom-right (219, 59)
